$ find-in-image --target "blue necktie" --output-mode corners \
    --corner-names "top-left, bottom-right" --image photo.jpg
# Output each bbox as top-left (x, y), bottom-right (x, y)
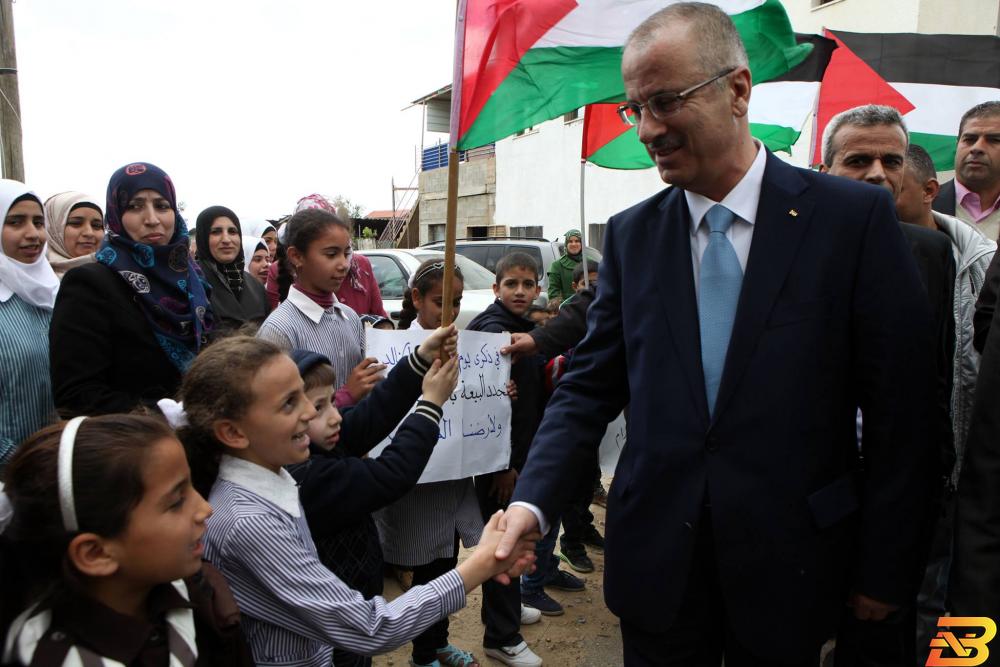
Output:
top-left (698, 204), bottom-right (742, 415)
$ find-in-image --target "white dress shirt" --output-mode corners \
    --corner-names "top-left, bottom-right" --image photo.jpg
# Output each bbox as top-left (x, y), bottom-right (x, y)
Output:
top-left (512, 143), bottom-right (768, 535)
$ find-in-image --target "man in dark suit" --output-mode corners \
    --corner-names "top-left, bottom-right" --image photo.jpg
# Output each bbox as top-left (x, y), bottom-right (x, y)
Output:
top-left (494, 4), bottom-right (939, 666)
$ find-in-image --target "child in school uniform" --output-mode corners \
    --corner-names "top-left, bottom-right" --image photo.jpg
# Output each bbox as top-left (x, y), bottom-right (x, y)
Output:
top-left (1, 414), bottom-right (252, 666)
top-left (466, 253), bottom-right (548, 667)
top-left (178, 335), bottom-right (538, 667)
top-left (287, 323), bottom-right (458, 667)
top-left (257, 207), bottom-right (382, 409)
top-left (375, 259), bottom-right (488, 667)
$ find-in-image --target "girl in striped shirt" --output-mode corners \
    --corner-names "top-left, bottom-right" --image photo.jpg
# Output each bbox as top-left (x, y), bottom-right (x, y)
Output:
top-left (257, 208), bottom-right (381, 409)
top-left (1, 414), bottom-right (252, 666)
top-left (179, 336), bottom-right (539, 667)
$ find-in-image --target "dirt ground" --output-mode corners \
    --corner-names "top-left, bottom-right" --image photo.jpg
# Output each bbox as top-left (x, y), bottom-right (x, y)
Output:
top-left (373, 497), bottom-right (624, 667)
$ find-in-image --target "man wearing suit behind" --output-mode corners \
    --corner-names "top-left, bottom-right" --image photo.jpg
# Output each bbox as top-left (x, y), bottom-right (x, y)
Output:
top-left (494, 4), bottom-right (939, 666)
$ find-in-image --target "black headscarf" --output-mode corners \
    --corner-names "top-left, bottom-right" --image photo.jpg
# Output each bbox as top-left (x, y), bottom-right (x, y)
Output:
top-left (196, 205), bottom-right (244, 296)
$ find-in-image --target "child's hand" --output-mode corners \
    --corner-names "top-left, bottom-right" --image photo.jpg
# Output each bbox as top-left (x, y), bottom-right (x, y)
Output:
top-left (345, 358), bottom-right (387, 401)
top-left (506, 379), bottom-right (518, 402)
top-left (457, 511), bottom-right (540, 593)
top-left (490, 469), bottom-right (518, 505)
top-left (418, 324), bottom-right (459, 363)
top-left (422, 355), bottom-right (459, 407)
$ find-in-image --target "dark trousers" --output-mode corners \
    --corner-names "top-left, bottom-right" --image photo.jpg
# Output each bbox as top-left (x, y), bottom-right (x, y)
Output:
top-left (475, 472), bottom-right (523, 649)
top-left (410, 536), bottom-right (459, 665)
top-left (621, 512), bottom-right (821, 667)
top-left (560, 449), bottom-right (600, 548)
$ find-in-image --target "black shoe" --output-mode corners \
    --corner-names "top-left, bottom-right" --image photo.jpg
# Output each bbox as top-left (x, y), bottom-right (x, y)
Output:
top-left (581, 525), bottom-right (605, 552)
top-left (522, 589), bottom-right (565, 616)
top-left (543, 568), bottom-right (586, 592)
top-left (559, 545), bottom-right (595, 573)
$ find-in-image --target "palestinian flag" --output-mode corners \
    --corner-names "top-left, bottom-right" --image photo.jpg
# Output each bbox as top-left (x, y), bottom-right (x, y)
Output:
top-left (583, 33), bottom-right (836, 169)
top-left (455, 0), bottom-right (814, 150)
top-left (814, 30), bottom-right (1000, 169)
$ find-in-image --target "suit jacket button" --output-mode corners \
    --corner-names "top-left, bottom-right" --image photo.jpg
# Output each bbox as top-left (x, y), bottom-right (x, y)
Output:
top-left (705, 435), bottom-right (720, 452)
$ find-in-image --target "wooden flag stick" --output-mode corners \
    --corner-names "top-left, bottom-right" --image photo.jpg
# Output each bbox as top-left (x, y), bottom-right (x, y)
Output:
top-left (440, 148), bottom-right (460, 333)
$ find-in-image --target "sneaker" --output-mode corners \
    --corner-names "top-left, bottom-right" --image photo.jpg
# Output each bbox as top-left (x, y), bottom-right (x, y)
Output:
top-left (581, 525), bottom-right (605, 552)
top-left (484, 641), bottom-right (543, 667)
top-left (544, 569), bottom-right (586, 592)
top-left (521, 589), bottom-right (564, 616)
top-left (592, 483), bottom-right (608, 508)
top-left (559, 545), bottom-right (595, 573)
top-left (435, 644), bottom-right (480, 667)
top-left (520, 604), bottom-right (542, 625)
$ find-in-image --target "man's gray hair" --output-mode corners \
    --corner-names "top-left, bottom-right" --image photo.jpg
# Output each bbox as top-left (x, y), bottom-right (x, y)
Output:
top-left (625, 2), bottom-right (748, 78)
top-left (822, 105), bottom-right (909, 166)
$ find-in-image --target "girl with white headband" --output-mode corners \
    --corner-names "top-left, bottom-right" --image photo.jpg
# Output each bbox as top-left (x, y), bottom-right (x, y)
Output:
top-left (0, 414), bottom-right (252, 666)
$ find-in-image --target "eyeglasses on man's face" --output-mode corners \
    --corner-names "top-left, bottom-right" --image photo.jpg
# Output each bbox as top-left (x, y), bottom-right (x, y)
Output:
top-left (617, 67), bottom-right (738, 126)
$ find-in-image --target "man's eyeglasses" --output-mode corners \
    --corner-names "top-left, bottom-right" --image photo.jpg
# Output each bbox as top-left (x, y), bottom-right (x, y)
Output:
top-left (617, 67), bottom-right (737, 126)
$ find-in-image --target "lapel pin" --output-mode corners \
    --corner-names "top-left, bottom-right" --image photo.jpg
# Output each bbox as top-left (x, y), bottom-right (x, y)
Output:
top-left (788, 209), bottom-right (798, 217)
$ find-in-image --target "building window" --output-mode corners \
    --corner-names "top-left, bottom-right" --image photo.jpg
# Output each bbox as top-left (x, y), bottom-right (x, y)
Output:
top-left (563, 109), bottom-right (581, 123)
top-left (467, 225), bottom-right (489, 239)
top-left (428, 224), bottom-right (445, 243)
top-left (515, 125), bottom-right (536, 137)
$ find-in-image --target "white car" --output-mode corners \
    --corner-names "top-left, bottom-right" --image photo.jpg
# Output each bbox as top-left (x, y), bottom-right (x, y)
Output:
top-left (358, 248), bottom-right (497, 329)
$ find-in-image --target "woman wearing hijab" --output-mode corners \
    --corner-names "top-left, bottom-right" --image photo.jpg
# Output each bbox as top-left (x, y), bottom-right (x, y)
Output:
top-left (49, 162), bottom-right (213, 417)
top-left (242, 235), bottom-right (270, 286)
top-left (195, 205), bottom-right (269, 331)
top-left (43, 191), bottom-right (104, 278)
top-left (245, 219), bottom-right (278, 261)
top-left (0, 180), bottom-right (59, 466)
top-left (546, 228), bottom-right (600, 306)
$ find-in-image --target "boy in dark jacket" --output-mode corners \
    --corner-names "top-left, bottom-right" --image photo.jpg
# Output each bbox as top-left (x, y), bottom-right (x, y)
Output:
top-left (286, 328), bottom-right (458, 667)
top-left (466, 253), bottom-right (547, 667)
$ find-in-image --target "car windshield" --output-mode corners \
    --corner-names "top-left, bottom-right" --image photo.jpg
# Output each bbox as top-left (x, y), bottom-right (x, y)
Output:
top-left (413, 253), bottom-right (496, 291)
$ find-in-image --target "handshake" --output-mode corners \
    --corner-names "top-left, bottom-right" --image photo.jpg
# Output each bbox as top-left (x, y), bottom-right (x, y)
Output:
top-left (455, 507), bottom-right (543, 593)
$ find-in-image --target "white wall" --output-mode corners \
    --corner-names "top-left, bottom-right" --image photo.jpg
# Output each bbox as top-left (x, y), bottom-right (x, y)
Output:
top-left (494, 116), bottom-right (666, 242)
top-left (785, 0), bottom-right (998, 40)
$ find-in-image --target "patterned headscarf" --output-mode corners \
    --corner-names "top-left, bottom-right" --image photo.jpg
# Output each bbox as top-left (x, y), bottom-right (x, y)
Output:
top-left (42, 191), bottom-right (103, 278)
top-left (196, 205), bottom-right (244, 297)
top-left (293, 193), bottom-right (366, 293)
top-left (96, 162), bottom-right (212, 371)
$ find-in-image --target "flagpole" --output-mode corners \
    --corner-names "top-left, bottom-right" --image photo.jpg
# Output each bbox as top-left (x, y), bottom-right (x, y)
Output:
top-left (579, 159), bottom-right (590, 289)
top-left (442, 0), bottom-right (468, 334)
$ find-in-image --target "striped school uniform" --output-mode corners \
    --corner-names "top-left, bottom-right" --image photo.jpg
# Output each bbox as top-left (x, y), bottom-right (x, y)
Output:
top-left (203, 456), bottom-right (467, 667)
top-left (0, 294), bottom-right (55, 466)
top-left (256, 285), bottom-right (365, 400)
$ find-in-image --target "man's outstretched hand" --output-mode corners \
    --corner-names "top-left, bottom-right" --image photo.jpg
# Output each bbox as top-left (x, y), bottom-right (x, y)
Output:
top-left (500, 333), bottom-right (537, 364)
top-left (493, 505), bottom-right (541, 584)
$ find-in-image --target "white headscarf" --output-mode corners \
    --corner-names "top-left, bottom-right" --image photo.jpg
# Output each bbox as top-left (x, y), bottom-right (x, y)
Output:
top-left (43, 190), bottom-right (103, 278)
top-left (0, 180), bottom-right (60, 309)
top-left (245, 219), bottom-right (276, 239)
top-left (241, 235), bottom-right (266, 262)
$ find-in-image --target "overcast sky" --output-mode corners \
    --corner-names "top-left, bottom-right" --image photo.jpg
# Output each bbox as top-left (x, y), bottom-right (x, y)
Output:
top-left (11, 1), bottom-right (455, 223)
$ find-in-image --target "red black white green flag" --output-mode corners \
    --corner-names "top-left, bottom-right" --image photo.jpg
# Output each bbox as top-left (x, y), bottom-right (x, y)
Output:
top-left (814, 30), bottom-right (1000, 169)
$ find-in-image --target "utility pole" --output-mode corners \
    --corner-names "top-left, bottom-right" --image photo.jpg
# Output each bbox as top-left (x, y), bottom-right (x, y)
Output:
top-left (0, 0), bottom-right (24, 182)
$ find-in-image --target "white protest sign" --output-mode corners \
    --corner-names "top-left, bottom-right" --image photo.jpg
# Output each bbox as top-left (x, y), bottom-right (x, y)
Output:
top-left (365, 328), bottom-right (512, 483)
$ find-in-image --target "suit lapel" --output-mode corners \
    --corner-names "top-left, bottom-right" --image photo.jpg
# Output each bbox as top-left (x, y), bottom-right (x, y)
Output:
top-left (653, 188), bottom-right (710, 427)
top-left (712, 154), bottom-right (814, 421)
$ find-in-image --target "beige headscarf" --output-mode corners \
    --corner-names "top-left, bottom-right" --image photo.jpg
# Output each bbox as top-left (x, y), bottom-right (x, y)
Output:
top-left (43, 191), bottom-right (103, 278)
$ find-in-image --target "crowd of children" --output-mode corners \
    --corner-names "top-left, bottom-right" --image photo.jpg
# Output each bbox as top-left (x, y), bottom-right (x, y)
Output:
top-left (0, 163), bottom-right (608, 667)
